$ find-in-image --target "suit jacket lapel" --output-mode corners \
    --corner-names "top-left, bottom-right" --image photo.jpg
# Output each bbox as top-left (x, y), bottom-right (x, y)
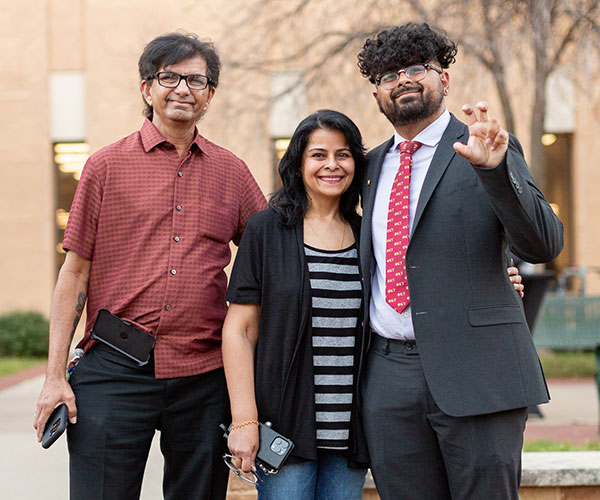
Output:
top-left (411, 115), bottom-right (467, 236)
top-left (360, 137), bottom-right (394, 276)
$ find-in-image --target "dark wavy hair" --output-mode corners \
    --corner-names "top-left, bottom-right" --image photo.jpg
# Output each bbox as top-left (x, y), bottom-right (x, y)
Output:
top-left (269, 109), bottom-right (366, 227)
top-left (138, 32), bottom-right (221, 119)
top-left (357, 23), bottom-right (457, 84)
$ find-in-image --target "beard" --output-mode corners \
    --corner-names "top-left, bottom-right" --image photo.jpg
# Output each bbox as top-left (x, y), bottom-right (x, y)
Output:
top-left (377, 84), bottom-right (444, 127)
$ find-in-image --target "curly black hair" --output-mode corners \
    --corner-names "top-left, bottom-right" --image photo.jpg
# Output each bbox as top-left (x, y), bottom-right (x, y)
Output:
top-left (357, 23), bottom-right (457, 84)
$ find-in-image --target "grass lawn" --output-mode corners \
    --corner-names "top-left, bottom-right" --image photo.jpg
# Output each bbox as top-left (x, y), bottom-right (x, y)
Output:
top-left (538, 350), bottom-right (596, 378)
top-left (0, 356), bottom-right (45, 377)
top-left (524, 439), bottom-right (600, 452)
top-left (0, 351), bottom-right (595, 378)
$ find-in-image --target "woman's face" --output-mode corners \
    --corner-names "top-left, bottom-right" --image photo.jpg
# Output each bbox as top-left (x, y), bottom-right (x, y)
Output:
top-left (301, 128), bottom-right (355, 206)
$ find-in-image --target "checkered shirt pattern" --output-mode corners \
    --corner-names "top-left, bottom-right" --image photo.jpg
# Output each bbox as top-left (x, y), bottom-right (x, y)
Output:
top-left (64, 119), bottom-right (267, 378)
top-left (385, 140), bottom-right (422, 314)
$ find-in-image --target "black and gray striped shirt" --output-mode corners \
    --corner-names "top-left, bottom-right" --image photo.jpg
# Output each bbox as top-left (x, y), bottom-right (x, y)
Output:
top-left (305, 243), bottom-right (361, 450)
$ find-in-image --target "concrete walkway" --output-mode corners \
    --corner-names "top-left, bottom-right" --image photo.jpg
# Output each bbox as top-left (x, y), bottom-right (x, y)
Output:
top-left (524, 378), bottom-right (599, 444)
top-left (0, 371), bottom-right (598, 500)
top-left (0, 372), bottom-right (163, 500)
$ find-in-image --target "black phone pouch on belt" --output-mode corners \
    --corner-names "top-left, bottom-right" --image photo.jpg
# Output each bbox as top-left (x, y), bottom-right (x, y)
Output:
top-left (90, 309), bottom-right (155, 366)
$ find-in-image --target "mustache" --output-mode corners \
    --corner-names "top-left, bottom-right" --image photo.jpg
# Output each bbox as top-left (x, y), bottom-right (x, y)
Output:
top-left (391, 85), bottom-right (423, 99)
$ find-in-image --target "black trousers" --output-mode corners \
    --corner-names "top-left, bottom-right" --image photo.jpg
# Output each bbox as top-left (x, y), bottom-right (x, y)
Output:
top-left (361, 334), bottom-right (527, 500)
top-left (67, 342), bottom-right (230, 500)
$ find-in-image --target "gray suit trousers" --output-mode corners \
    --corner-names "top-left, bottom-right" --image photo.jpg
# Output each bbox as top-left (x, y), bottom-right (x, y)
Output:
top-left (362, 334), bottom-right (527, 500)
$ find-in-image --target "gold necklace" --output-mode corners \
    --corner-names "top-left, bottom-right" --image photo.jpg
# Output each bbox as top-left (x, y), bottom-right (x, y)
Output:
top-left (305, 218), bottom-right (346, 250)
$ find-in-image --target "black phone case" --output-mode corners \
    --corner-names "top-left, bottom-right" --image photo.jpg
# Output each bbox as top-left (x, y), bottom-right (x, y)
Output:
top-left (42, 404), bottom-right (68, 449)
top-left (90, 309), bottom-right (155, 366)
top-left (220, 422), bottom-right (294, 473)
top-left (256, 422), bottom-right (295, 471)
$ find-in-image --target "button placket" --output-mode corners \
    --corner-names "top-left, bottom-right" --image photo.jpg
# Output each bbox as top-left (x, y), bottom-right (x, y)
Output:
top-left (165, 154), bottom-right (190, 316)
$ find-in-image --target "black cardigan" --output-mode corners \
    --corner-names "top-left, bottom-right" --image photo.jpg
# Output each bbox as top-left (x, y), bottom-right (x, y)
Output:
top-left (225, 208), bottom-right (368, 465)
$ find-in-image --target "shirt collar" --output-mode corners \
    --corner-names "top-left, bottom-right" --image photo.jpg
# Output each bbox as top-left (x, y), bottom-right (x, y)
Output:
top-left (391, 109), bottom-right (451, 151)
top-left (140, 118), bottom-right (210, 157)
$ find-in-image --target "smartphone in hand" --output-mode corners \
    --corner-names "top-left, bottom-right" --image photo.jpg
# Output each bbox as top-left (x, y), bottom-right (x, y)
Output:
top-left (41, 404), bottom-right (68, 449)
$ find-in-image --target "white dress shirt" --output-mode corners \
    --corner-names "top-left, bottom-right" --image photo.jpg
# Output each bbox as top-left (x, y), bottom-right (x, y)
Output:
top-left (370, 110), bottom-right (451, 340)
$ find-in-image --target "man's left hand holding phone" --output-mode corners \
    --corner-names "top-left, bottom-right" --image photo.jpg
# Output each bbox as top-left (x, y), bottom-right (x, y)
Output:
top-left (33, 250), bottom-right (90, 447)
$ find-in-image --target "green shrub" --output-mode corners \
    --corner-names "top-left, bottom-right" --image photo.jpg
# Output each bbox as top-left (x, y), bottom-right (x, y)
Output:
top-left (538, 350), bottom-right (596, 378)
top-left (0, 311), bottom-right (49, 357)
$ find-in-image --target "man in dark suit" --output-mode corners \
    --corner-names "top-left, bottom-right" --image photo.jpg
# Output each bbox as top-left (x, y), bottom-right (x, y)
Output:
top-left (356, 23), bottom-right (563, 499)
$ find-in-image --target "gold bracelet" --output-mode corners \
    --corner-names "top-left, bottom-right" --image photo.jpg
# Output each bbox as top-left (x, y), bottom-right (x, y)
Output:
top-left (230, 420), bottom-right (259, 431)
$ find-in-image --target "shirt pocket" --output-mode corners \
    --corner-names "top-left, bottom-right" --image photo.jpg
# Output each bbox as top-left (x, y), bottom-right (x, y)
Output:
top-left (196, 195), bottom-right (237, 243)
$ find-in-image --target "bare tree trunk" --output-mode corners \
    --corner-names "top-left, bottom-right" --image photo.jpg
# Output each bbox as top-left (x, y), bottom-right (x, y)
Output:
top-left (490, 58), bottom-right (516, 134)
top-left (483, 1), bottom-right (516, 134)
top-left (527, 0), bottom-right (552, 190)
top-left (530, 74), bottom-right (547, 191)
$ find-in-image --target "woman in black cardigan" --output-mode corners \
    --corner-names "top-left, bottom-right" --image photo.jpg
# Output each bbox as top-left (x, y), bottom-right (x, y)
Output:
top-left (223, 109), bottom-right (369, 500)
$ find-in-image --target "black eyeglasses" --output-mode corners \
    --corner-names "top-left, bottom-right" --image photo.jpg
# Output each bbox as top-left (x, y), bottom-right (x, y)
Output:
top-left (376, 63), bottom-right (442, 90)
top-left (152, 71), bottom-right (212, 91)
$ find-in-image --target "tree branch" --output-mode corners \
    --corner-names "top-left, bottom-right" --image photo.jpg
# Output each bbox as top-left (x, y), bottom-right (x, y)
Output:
top-left (550, 2), bottom-right (600, 69)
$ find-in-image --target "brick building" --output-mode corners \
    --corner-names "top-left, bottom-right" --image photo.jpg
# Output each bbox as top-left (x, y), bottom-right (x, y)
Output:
top-left (1, 0), bottom-right (599, 321)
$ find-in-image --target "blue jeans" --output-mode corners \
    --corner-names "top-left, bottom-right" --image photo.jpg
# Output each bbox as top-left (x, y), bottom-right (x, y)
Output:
top-left (256, 450), bottom-right (367, 500)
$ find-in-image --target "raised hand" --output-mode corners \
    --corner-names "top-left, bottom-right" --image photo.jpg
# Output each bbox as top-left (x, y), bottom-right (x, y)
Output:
top-left (453, 102), bottom-right (509, 169)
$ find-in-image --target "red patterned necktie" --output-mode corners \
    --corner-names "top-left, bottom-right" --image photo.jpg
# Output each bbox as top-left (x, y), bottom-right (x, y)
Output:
top-left (386, 140), bottom-right (422, 314)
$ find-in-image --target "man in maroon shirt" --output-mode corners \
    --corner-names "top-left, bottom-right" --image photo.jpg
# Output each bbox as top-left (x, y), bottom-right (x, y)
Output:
top-left (33, 32), bottom-right (266, 500)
